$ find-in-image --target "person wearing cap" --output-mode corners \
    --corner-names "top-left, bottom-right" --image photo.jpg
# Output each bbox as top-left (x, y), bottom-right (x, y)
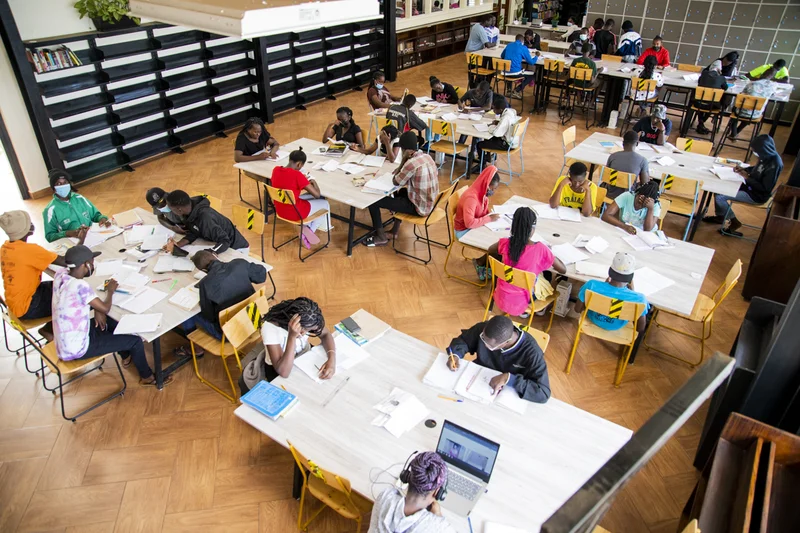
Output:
top-left (632, 105), bottom-right (671, 145)
top-left (446, 315), bottom-right (551, 403)
top-left (145, 187), bottom-right (185, 234)
top-left (573, 252), bottom-right (649, 332)
top-left (688, 60), bottom-right (729, 136)
top-left (602, 181), bottom-right (662, 234)
top-left (549, 162), bottom-right (598, 218)
top-left (43, 169), bottom-right (111, 242)
top-left (368, 451), bottom-right (456, 533)
top-left (364, 132), bottom-right (439, 247)
top-left (52, 245), bottom-right (166, 386)
top-left (0, 211), bottom-right (72, 330)
top-left (164, 190), bottom-right (249, 255)
top-left (637, 36), bottom-right (670, 68)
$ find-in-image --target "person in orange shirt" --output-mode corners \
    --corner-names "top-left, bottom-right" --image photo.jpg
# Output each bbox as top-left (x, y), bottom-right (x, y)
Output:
top-left (0, 211), bottom-right (71, 339)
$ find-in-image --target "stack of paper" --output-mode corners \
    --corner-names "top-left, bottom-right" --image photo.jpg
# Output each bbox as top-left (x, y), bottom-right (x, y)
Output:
top-left (711, 165), bottom-right (745, 183)
top-left (557, 206), bottom-right (582, 222)
top-left (551, 243), bottom-right (590, 265)
top-left (112, 210), bottom-right (143, 228)
top-left (572, 235), bottom-right (609, 254)
top-left (83, 224), bottom-right (124, 248)
top-left (95, 259), bottom-right (141, 277)
top-left (362, 174), bottom-right (398, 195)
top-left (294, 333), bottom-right (371, 383)
top-left (371, 388), bottom-right (429, 438)
top-left (169, 286), bottom-right (200, 310)
top-left (654, 156), bottom-right (676, 166)
top-left (153, 255), bottom-right (194, 273)
top-left (575, 261), bottom-right (610, 278)
top-left (98, 269), bottom-right (150, 294)
top-left (473, 123), bottom-right (490, 132)
top-left (124, 225), bottom-right (174, 245)
top-left (114, 313), bottom-right (162, 335)
top-left (492, 203), bottom-right (524, 216)
top-left (633, 267), bottom-right (675, 296)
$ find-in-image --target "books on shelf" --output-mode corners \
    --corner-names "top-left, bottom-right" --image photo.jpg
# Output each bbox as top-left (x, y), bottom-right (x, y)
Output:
top-left (27, 45), bottom-right (82, 74)
top-left (240, 380), bottom-right (298, 420)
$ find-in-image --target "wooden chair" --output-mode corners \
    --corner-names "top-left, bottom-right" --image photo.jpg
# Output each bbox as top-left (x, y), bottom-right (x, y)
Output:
top-left (566, 290), bottom-right (645, 387)
top-left (659, 173), bottom-right (701, 240)
top-left (15, 325), bottom-right (126, 421)
top-left (263, 185), bottom-right (330, 262)
top-left (658, 198), bottom-right (671, 230)
top-left (714, 94), bottom-right (767, 163)
top-left (454, 85), bottom-right (465, 99)
top-left (483, 256), bottom-right (559, 333)
top-left (593, 186), bottom-right (607, 216)
top-left (677, 137), bottom-right (713, 156)
top-left (467, 52), bottom-right (494, 84)
top-left (541, 59), bottom-right (566, 110)
top-left (393, 181), bottom-right (457, 264)
top-left (560, 125), bottom-right (577, 176)
top-left (190, 192), bottom-right (221, 211)
top-left (527, 328), bottom-right (550, 351)
top-left (189, 287), bottom-right (269, 402)
top-left (369, 116), bottom-right (398, 145)
top-left (539, 41), bottom-right (550, 52)
top-left (676, 63), bottom-right (703, 73)
top-left (600, 167), bottom-right (636, 204)
top-left (0, 295), bottom-right (51, 375)
top-left (427, 119), bottom-right (469, 183)
top-left (288, 441), bottom-right (370, 533)
top-left (620, 78), bottom-right (658, 134)
top-left (443, 186), bottom-right (489, 288)
top-left (685, 87), bottom-right (725, 143)
top-left (491, 58), bottom-right (525, 105)
top-left (231, 205), bottom-right (277, 299)
top-left (601, 54), bottom-right (622, 63)
top-left (720, 197), bottom-right (773, 242)
top-left (479, 118), bottom-right (529, 184)
top-left (559, 67), bottom-right (598, 129)
top-left (644, 259), bottom-right (742, 367)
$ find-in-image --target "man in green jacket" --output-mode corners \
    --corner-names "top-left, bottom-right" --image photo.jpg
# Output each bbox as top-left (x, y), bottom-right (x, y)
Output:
top-left (43, 170), bottom-right (110, 242)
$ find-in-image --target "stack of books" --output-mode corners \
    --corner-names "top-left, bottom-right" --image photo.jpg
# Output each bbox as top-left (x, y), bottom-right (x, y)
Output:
top-left (27, 46), bottom-right (82, 73)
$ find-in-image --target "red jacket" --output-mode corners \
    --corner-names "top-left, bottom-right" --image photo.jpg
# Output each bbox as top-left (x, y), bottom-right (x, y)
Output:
top-left (637, 47), bottom-right (670, 67)
top-left (454, 165), bottom-right (498, 231)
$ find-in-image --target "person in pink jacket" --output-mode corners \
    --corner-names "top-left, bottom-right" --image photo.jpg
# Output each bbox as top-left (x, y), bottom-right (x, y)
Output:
top-left (454, 166), bottom-right (501, 280)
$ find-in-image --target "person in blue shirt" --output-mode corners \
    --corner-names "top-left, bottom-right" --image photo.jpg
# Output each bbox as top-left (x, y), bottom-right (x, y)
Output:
top-left (500, 34), bottom-right (538, 99)
top-left (574, 252), bottom-right (649, 332)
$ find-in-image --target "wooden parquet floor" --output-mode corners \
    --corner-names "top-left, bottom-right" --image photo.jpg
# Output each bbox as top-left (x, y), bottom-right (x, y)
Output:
top-left (1, 53), bottom-right (795, 533)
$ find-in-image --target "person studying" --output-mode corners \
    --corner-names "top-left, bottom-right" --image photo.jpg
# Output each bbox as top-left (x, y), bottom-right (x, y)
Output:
top-left (361, 124), bottom-right (402, 163)
top-left (602, 181), bottom-right (662, 234)
top-left (454, 166), bottom-right (501, 281)
top-left (367, 70), bottom-right (400, 110)
top-left (165, 191), bottom-right (249, 254)
top-left (637, 36), bottom-right (670, 67)
top-left (604, 130), bottom-right (650, 199)
top-left (322, 107), bottom-right (364, 150)
top-left (43, 169), bottom-right (111, 242)
top-left (447, 315), bottom-right (551, 403)
top-left (747, 59), bottom-right (789, 82)
top-left (632, 105), bottom-right (671, 145)
top-left (465, 15), bottom-right (496, 53)
top-left (429, 76), bottom-right (459, 104)
top-left (475, 95), bottom-right (518, 173)
top-left (145, 187), bottom-right (185, 235)
top-left (500, 34), bottom-right (537, 98)
top-left (233, 117), bottom-right (280, 162)
top-left (523, 29), bottom-right (541, 51)
top-left (616, 20), bottom-right (642, 62)
top-left (386, 94), bottom-right (428, 137)
top-left (549, 162), bottom-right (598, 217)
top-left (458, 81), bottom-right (493, 112)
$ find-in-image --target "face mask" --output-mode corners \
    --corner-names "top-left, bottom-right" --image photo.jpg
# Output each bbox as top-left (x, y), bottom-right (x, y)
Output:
top-left (375, 83), bottom-right (384, 90)
top-left (579, 34), bottom-right (587, 41)
top-left (486, 189), bottom-right (495, 197)
top-left (567, 22), bottom-right (573, 26)
top-left (54, 184), bottom-right (71, 197)
top-left (158, 206), bottom-right (171, 213)
top-left (86, 262), bottom-right (94, 276)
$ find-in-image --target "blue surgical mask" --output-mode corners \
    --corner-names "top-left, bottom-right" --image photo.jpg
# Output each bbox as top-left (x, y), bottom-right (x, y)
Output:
top-left (579, 34), bottom-right (588, 41)
top-left (54, 184), bottom-right (71, 197)
top-left (375, 83), bottom-right (384, 90)
top-left (158, 206), bottom-right (171, 213)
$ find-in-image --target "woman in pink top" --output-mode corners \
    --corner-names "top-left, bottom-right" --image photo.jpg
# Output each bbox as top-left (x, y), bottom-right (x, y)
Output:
top-left (488, 207), bottom-right (567, 316)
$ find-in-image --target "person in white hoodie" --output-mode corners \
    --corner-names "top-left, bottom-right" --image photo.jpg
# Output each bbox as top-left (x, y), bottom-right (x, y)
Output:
top-left (616, 20), bottom-right (642, 63)
top-left (368, 452), bottom-right (456, 533)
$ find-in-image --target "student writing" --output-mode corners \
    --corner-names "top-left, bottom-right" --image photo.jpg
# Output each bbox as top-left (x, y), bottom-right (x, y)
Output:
top-left (549, 162), bottom-right (598, 217)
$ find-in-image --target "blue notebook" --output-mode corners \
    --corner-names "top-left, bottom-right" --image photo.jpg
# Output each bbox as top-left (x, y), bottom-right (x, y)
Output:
top-left (240, 380), bottom-right (298, 420)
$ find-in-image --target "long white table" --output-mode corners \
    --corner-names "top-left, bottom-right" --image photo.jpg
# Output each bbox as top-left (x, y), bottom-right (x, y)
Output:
top-left (234, 316), bottom-right (632, 532)
top-left (498, 34), bottom-right (572, 53)
top-left (459, 196), bottom-right (714, 317)
top-left (235, 138), bottom-right (400, 256)
top-left (50, 207), bottom-right (273, 388)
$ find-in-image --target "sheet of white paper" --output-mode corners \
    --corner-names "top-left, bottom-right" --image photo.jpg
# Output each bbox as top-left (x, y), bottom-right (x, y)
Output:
top-left (654, 156), bottom-right (676, 166)
top-left (621, 234), bottom-right (651, 251)
top-left (180, 245), bottom-right (208, 258)
top-left (83, 224), bottom-right (124, 248)
top-left (711, 165), bottom-right (745, 183)
top-left (651, 143), bottom-right (676, 154)
top-left (416, 96), bottom-right (433, 103)
top-left (273, 150), bottom-right (290, 162)
top-left (473, 123), bottom-right (490, 132)
top-left (114, 313), bottom-right (162, 335)
top-left (530, 233), bottom-right (550, 246)
top-left (532, 205), bottom-right (560, 220)
top-left (441, 113), bottom-right (459, 122)
top-left (557, 206), bottom-right (582, 222)
top-left (454, 364), bottom-right (501, 404)
top-left (338, 163), bottom-right (367, 175)
top-left (633, 267), bottom-right (676, 296)
top-left (585, 236), bottom-right (609, 254)
top-left (321, 160), bottom-right (339, 172)
top-left (495, 386), bottom-right (528, 415)
top-left (294, 334), bottom-right (372, 383)
top-left (417, 113), bottom-right (436, 121)
top-left (169, 286), bottom-right (199, 310)
top-left (382, 395), bottom-right (429, 438)
top-left (457, 113), bottom-right (471, 120)
top-left (364, 174), bottom-right (397, 193)
top-left (636, 143), bottom-right (654, 152)
top-left (683, 73), bottom-right (701, 81)
top-left (423, 353), bottom-right (468, 391)
top-left (485, 219), bottom-right (512, 231)
top-left (141, 233), bottom-right (168, 251)
top-left (361, 155), bottom-right (386, 168)
top-left (551, 243), bottom-right (590, 265)
top-left (95, 259), bottom-right (125, 277)
top-left (492, 203), bottom-right (523, 216)
top-left (468, 113), bottom-right (482, 121)
top-left (153, 255), bottom-right (194, 273)
top-left (574, 261), bottom-right (610, 278)
top-left (119, 287), bottom-right (167, 314)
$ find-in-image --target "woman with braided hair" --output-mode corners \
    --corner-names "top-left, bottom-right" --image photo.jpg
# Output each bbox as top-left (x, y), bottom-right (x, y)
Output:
top-left (322, 106), bottom-right (365, 149)
top-left (233, 117), bottom-right (280, 162)
top-left (256, 297), bottom-right (336, 381)
top-left (602, 180), bottom-right (662, 233)
top-left (487, 207), bottom-right (566, 317)
top-left (368, 452), bottom-right (455, 532)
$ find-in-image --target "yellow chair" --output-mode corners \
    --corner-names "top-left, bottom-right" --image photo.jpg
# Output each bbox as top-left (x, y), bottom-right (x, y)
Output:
top-left (288, 441), bottom-right (369, 533)
top-left (369, 116), bottom-right (398, 145)
top-left (527, 328), bottom-right (550, 351)
top-left (264, 185), bottom-right (330, 262)
top-left (492, 58), bottom-right (525, 109)
top-left (601, 54), bottom-right (622, 63)
top-left (560, 125), bottom-right (577, 176)
top-left (566, 290), bottom-right (645, 387)
top-left (0, 295), bottom-right (52, 375)
top-left (484, 256), bottom-right (559, 333)
top-left (593, 186), bottom-right (607, 216)
top-left (659, 173), bottom-right (701, 240)
top-left (479, 118), bottom-right (529, 184)
top-left (714, 94), bottom-right (767, 162)
top-left (676, 137), bottom-right (713, 156)
top-left (644, 259), bottom-right (742, 367)
top-left (560, 67), bottom-right (598, 129)
top-left (467, 52), bottom-right (494, 83)
top-left (393, 182), bottom-right (458, 264)
top-left (189, 287), bottom-right (269, 403)
top-left (231, 205), bottom-right (277, 299)
top-left (454, 85), bottom-right (465, 99)
top-left (720, 197), bottom-right (772, 241)
top-left (541, 59), bottom-right (566, 110)
top-left (620, 77), bottom-right (658, 134)
top-left (539, 41), bottom-right (549, 52)
top-left (687, 87), bottom-right (725, 143)
top-left (443, 186), bottom-right (490, 288)
top-left (676, 63), bottom-right (703, 72)
top-left (427, 119), bottom-right (469, 183)
top-left (658, 198), bottom-right (671, 230)
top-left (600, 167), bottom-right (636, 204)
top-left (190, 192), bottom-right (222, 211)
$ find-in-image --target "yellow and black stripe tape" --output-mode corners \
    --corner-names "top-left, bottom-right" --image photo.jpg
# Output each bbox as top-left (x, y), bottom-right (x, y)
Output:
top-left (246, 302), bottom-right (260, 329)
top-left (246, 208), bottom-right (255, 230)
top-left (276, 189), bottom-right (290, 204)
top-left (503, 266), bottom-right (514, 283)
top-left (439, 122), bottom-right (450, 136)
top-left (637, 79), bottom-right (648, 91)
top-left (608, 169), bottom-right (618, 186)
top-left (663, 175), bottom-right (674, 190)
top-left (684, 139), bottom-right (693, 152)
top-left (609, 298), bottom-right (624, 319)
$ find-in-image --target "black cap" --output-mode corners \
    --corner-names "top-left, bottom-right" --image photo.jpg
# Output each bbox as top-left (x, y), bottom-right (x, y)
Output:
top-left (146, 187), bottom-right (167, 207)
top-left (64, 245), bottom-right (101, 268)
top-left (48, 169), bottom-right (73, 189)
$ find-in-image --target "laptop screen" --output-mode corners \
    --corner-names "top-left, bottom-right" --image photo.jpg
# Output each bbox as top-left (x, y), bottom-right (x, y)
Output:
top-left (436, 420), bottom-right (500, 483)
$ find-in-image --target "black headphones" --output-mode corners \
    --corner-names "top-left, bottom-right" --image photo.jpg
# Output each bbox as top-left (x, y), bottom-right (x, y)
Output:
top-left (398, 451), bottom-right (448, 502)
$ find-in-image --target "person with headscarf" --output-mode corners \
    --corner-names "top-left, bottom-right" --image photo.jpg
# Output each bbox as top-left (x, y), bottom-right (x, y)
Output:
top-left (454, 166), bottom-right (501, 280)
top-left (704, 134), bottom-right (783, 236)
top-left (368, 452), bottom-right (455, 533)
top-left (42, 169), bottom-right (110, 242)
top-left (691, 60), bottom-right (729, 135)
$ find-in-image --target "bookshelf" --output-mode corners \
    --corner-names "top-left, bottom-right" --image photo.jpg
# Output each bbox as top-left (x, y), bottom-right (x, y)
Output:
top-left (19, 19), bottom-right (383, 184)
top-left (395, 14), bottom-right (492, 72)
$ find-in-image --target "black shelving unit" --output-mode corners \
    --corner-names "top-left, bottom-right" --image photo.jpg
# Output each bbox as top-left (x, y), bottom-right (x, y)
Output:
top-left (396, 13), bottom-right (494, 72)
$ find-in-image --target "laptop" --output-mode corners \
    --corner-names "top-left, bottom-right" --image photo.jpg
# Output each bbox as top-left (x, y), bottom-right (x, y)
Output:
top-left (435, 420), bottom-right (501, 516)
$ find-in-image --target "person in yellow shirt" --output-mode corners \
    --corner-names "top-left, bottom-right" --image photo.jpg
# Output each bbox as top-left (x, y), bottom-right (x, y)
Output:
top-left (549, 162), bottom-right (598, 217)
top-left (0, 211), bottom-right (71, 341)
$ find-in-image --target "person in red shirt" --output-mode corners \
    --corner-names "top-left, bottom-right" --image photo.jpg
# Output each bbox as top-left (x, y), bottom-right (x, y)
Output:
top-left (270, 149), bottom-right (330, 248)
top-left (637, 36), bottom-right (670, 67)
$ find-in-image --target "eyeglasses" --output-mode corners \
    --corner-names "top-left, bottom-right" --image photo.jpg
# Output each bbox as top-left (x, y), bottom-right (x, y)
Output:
top-left (480, 332), bottom-right (512, 351)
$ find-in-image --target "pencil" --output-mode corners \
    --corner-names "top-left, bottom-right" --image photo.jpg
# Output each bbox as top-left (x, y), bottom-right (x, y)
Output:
top-left (280, 385), bottom-right (288, 392)
top-left (446, 348), bottom-right (457, 368)
top-left (438, 395), bottom-right (463, 403)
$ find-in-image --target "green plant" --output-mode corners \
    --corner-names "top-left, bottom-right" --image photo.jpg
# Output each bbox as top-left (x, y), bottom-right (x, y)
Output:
top-left (74, 0), bottom-right (140, 24)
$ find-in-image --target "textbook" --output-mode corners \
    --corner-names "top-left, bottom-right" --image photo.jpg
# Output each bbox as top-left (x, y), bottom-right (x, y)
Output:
top-left (321, 142), bottom-right (348, 158)
top-left (334, 310), bottom-right (391, 346)
top-left (113, 210), bottom-right (143, 229)
top-left (240, 380), bottom-right (298, 420)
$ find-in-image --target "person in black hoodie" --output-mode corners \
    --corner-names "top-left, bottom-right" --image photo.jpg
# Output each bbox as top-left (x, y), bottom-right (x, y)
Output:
top-left (165, 190), bottom-right (249, 254)
top-left (593, 19), bottom-right (616, 57)
top-left (446, 315), bottom-right (551, 403)
top-left (687, 60), bottom-right (729, 135)
top-left (704, 134), bottom-right (784, 236)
